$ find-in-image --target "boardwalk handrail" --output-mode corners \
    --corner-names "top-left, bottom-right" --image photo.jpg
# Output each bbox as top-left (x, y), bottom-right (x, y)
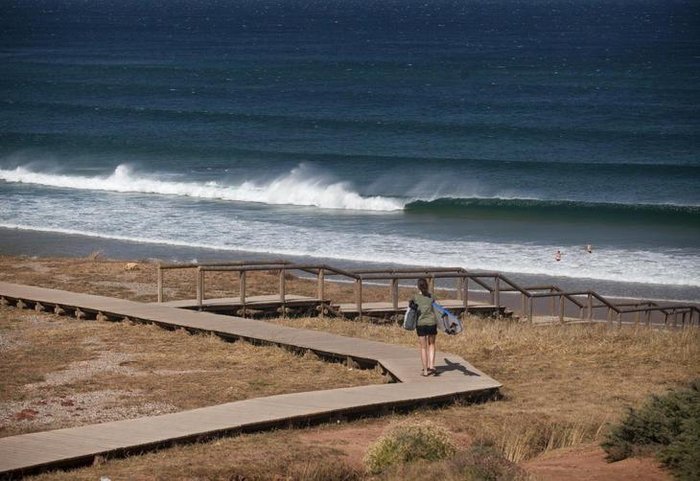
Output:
top-left (192, 263), bottom-right (360, 314)
top-left (157, 259), bottom-right (293, 303)
top-left (157, 260), bottom-right (699, 326)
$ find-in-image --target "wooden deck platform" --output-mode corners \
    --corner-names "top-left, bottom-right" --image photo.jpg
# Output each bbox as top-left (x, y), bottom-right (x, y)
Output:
top-left (334, 299), bottom-right (509, 318)
top-left (0, 282), bottom-right (501, 478)
top-left (160, 294), bottom-right (327, 316)
top-left (161, 296), bottom-right (507, 320)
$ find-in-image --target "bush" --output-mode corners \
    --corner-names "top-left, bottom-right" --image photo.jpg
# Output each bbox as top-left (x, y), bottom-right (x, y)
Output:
top-left (364, 420), bottom-right (457, 474)
top-left (453, 444), bottom-right (531, 481)
top-left (377, 444), bottom-right (529, 481)
top-left (602, 379), bottom-right (700, 480)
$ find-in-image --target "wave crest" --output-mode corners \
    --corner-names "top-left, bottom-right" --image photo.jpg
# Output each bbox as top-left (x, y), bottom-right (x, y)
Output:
top-left (406, 197), bottom-right (700, 225)
top-left (0, 164), bottom-right (404, 212)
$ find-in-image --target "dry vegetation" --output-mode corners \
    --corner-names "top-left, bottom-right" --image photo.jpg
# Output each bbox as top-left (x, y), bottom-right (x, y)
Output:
top-left (1, 255), bottom-right (698, 480)
top-left (0, 307), bottom-right (383, 438)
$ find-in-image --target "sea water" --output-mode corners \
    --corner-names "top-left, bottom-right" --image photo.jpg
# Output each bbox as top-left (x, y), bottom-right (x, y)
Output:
top-left (1, 0), bottom-right (698, 301)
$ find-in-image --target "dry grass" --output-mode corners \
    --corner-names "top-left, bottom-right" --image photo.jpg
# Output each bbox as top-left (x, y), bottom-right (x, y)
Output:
top-left (1, 255), bottom-right (698, 479)
top-left (273, 315), bottom-right (700, 462)
top-left (0, 307), bottom-right (383, 437)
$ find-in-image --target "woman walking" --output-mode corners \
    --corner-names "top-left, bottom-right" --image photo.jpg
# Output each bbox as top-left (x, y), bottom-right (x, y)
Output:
top-left (413, 278), bottom-right (438, 376)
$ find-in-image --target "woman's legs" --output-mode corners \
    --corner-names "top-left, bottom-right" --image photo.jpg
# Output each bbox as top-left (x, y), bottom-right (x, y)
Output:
top-left (427, 334), bottom-right (436, 371)
top-left (418, 335), bottom-right (429, 375)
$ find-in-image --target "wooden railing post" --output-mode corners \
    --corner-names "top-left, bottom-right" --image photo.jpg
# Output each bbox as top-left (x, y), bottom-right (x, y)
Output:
top-left (196, 267), bottom-right (203, 310)
top-left (317, 268), bottom-right (325, 318)
top-left (279, 269), bottom-right (287, 318)
top-left (494, 277), bottom-right (501, 318)
top-left (157, 265), bottom-right (163, 303)
top-left (456, 277), bottom-right (464, 301)
top-left (463, 277), bottom-right (469, 317)
top-left (279, 269), bottom-right (286, 303)
top-left (390, 278), bottom-right (399, 310)
top-left (355, 278), bottom-right (363, 319)
top-left (559, 294), bottom-right (565, 323)
top-left (550, 290), bottom-right (556, 317)
top-left (528, 296), bottom-right (533, 323)
top-left (239, 270), bottom-right (246, 304)
top-left (587, 293), bottom-right (593, 322)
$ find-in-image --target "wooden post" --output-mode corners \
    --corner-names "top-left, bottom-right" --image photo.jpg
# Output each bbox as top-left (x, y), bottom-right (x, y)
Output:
top-left (355, 279), bottom-right (363, 319)
top-left (463, 277), bottom-right (469, 317)
top-left (157, 265), bottom-right (163, 303)
top-left (279, 269), bottom-right (286, 303)
top-left (428, 276), bottom-right (435, 293)
top-left (559, 295), bottom-right (565, 323)
top-left (196, 267), bottom-right (203, 310)
top-left (528, 296), bottom-right (533, 323)
top-left (239, 271), bottom-right (246, 304)
top-left (550, 290), bottom-right (556, 317)
top-left (617, 311), bottom-right (622, 327)
top-left (494, 277), bottom-right (501, 318)
top-left (646, 307), bottom-right (651, 326)
top-left (521, 294), bottom-right (527, 321)
top-left (587, 293), bottom-right (593, 322)
top-left (391, 278), bottom-right (399, 310)
top-left (456, 277), bottom-right (464, 301)
top-left (317, 268), bottom-right (325, 318)
top-left (279, 269), bottom-right (287, 318)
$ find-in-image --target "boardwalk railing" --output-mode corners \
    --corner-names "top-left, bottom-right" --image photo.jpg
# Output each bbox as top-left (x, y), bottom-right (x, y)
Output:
top-left (157, 261), bottom-right (700, 327)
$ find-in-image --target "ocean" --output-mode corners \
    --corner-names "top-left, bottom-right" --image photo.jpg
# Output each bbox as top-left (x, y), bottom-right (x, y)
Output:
top-left (1, 0), bottom-right (698, 301)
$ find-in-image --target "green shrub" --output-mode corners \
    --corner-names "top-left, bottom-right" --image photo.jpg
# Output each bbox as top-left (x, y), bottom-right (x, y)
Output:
top-left (602, 379), bottom-right (700, 480)
top-left (658, 413), bottom-right (700, 481)
top-left (364, 420), bottom-right (457, 473)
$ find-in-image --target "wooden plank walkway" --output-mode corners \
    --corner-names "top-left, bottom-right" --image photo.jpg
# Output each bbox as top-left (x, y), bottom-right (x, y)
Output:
top-left (0, 282), bottom-right (501, 477)
top-left (334, 299), bottom-right (503, 317)
top-left (160, 294), bottom-right (326, 316)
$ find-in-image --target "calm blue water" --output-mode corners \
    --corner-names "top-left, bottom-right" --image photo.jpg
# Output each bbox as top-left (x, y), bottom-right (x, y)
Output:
top-left (1, 0), bottom-right (698, 299)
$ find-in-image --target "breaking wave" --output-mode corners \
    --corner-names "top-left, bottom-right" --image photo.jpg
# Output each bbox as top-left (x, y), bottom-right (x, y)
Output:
top-left (0, 164), bottom-right (404, 211)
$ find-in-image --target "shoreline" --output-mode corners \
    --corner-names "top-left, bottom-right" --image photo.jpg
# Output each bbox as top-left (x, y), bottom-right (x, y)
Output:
top-left (1, 226), bottom-right (698, 304)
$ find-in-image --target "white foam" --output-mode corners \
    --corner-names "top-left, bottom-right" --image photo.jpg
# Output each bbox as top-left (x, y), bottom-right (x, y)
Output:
top-left (0, 164), bottom-right (404, 212)
top-left (2, 220), bottom-right (698, 290)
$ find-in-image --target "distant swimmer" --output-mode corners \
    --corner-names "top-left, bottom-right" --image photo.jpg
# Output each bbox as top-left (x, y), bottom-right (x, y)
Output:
top-left (586, 244), bottom-right (593, 254)
top-left (555, 250), bottom-right (562, 262)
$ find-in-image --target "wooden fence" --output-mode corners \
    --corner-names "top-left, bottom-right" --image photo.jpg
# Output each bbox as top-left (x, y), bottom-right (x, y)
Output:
top-left (157, 261), bottom-right (699, 327)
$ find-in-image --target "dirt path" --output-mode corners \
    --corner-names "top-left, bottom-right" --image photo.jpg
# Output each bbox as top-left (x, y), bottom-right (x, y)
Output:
top-left (522, 444), bottom-right (671, 481)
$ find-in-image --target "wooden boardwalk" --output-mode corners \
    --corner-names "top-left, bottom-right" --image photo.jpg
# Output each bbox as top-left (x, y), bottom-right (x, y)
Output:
top-left (334, 299), bottom-right (506, 318)
top-left (0, 282), bottom-right (501, 478)
top-left (160, 294), bottom-right (326, 316)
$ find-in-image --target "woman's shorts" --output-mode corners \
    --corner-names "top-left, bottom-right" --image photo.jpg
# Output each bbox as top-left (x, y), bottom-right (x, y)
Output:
top-left (416, 324), bottom-right (438, 337)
